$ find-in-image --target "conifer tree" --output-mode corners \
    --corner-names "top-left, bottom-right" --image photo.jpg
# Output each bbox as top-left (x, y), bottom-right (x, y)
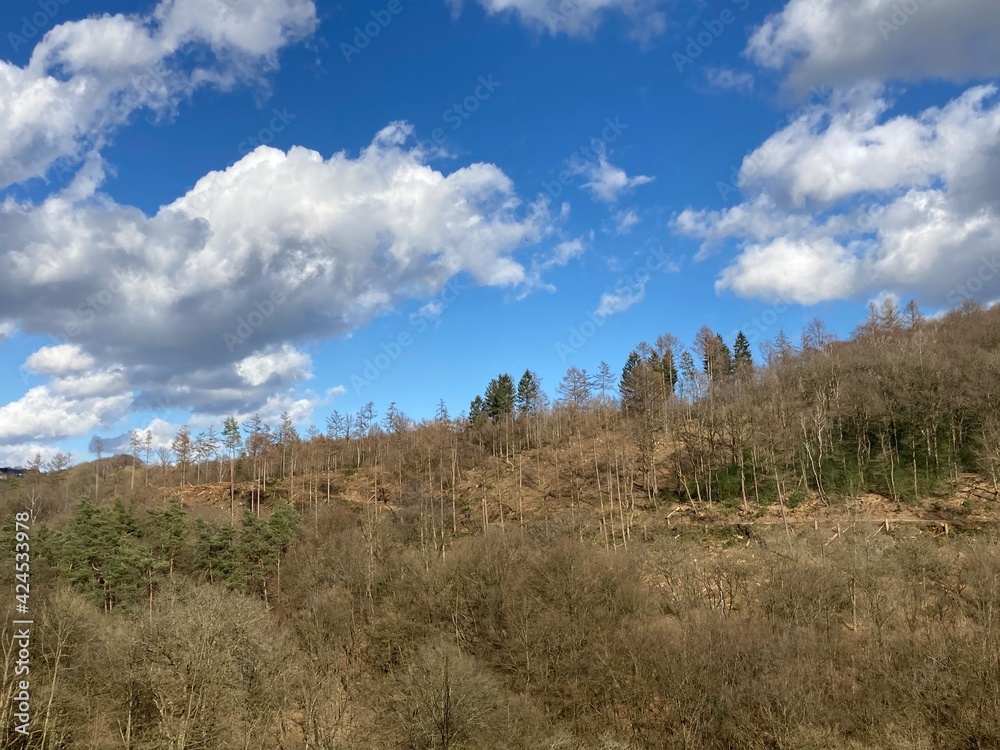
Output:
top-left (485, 373), bottom-right (516, 420)
top-left (733, 331), bottom-right (753, 375)
top-left (516, 370), bottom-right (540, 415)
top-left (469, 395), bottom-right (486, 424)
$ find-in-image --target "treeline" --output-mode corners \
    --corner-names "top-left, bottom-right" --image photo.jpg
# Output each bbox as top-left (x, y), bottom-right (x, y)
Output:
top-left (3, 499), bottom-right (301, 615)
top-left (25, 298), bottom-right (998, 529)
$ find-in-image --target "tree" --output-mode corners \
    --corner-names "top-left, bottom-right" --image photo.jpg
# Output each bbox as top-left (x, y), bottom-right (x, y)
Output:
top-left (516, 370), bottom-right (541, 415)
top-left (594, 361), bottom-right (615, 403)
top-left (171, 427), bottom-right (193, 487)
top-left (878, 297), bottom-right (902, 332)
top-left (801, 318), bottom-right (835, 352)
top-left (620, 351), bottom-right (642, 413)
top-left (733, 331), bottom-right (753, 375)
top-left (383, 402), bottom-right (408, 434)
top-left (46, 452), bottom-right (71, 473)
top-left (484, 373), bottom-right (516, 421)
top-left (89, 436), bottom-right (105, 500)
top-left (275, 411), bottom-right (299, 477)
top-left (194, 426), bottom-right (219, 485)
top-left (223, 417), bottom-right (242, 522)
top-left (129, 430), bottom-right (143, 491)
top-left (469, 396), bottom-right (487, 425)
top-left (557, 366), bottom-right (592, 409)
top-left (144, 430), bottom-right (154, 488)
top-left (435, 399), bottom-right (450, 423)
top-left (903, 299), bottom-right (923, 329)
top-left (326, 410), bottom-right (348, 440)
top-left (653, 334), bottom-right (680, 396)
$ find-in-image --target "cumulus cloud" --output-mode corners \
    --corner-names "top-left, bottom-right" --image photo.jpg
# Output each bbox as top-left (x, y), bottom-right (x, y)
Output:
top-left (747, 0), bottom-right (1000, 94)
top-left (0, 0), bottom-right (316, 188)
top-left (0, 385), bottom-right (131, 443)
top-left (674, 85), bottom-right (1000, 306)
top-left (449, 0), bottom-right (666, 39)
top-left (0, 123), bottom-right (556, 446)
top-left (236, 345), bottom-right (312, 387)
top-left (24, 344), bottom-right (97, 376)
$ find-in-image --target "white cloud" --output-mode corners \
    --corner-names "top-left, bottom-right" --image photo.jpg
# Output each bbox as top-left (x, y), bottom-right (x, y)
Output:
top-left (0, 0), bottom-right (316, 188)
top-left (595, 285), bottom-right (645, 317)
top-left (0, 385), bottom-right (131, 443)
top-left (0, 443), bottom-right (62, 467)
top-left (571, 143), bottom-right (653, 203)
top-left (24, 344), bottom-right (96, 376)
top-left (236, 345), bottom-right (311, 387)
top-left (706, 68), bottom-right (754, 93)
top-left (674, 84), bottom-right (1000, 306)
top-left (614, 209), bottom-right (640, 234)
top-left (449, 0), bottom-right (667, 39)
top-left (0, 321), bottom-right (15, 341)
top-left (0, 124), bottom-right (558, 445)
top-left (747, 0), bottom-right (1000, 93)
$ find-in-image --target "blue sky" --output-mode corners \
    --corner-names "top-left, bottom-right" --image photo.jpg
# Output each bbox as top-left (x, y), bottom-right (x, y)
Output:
top-left (1, 0), bottom-right (999, 464)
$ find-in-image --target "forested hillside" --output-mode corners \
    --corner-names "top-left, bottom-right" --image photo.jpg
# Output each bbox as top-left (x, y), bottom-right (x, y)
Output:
top-left (1, 299), bottom-right (999, 748)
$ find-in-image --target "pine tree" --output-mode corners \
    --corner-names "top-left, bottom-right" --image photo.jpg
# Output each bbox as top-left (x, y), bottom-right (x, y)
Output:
top-left (192, 519), bottom-right (237, 585)
top-left (469, 395), bottom-right (487, 424)
top-left (516, 370), bottom-right (540, 415)
top-left (654, 334), bottom-right (680, 396)
top-left (733, 331), bottom-right (753, 375)
top-left (485, 373), bottom-right (516, 420)
top-left (620, 351), bottom-right (642, 413)
top-left (146, 501), bottom-right (189, 577)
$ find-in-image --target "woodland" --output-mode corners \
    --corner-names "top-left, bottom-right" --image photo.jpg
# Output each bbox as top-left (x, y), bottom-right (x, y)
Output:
top-left (1, 298), bottom-right (999, 749)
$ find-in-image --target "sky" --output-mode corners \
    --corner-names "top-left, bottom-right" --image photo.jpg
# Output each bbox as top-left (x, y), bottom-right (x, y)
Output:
top-left (0, 0), bottom-right (999, 465)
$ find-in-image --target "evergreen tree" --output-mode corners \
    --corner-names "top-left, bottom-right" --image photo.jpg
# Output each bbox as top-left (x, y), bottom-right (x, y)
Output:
top-left (146, 501), bottom-right (189, 576)
top-left (192, 519), bottom-right (237, 585)
top-left (654, 333), bottom-right (680, 396)
top-left (484, 373), bottom-right (516, 420)
top-left (469, 395), bottom-right (486, 424)
top-left (516, 370), bottom-right (541, 415)
top-left (619, 351), bottom-right (642, 413)
top-left (733, 331), bottom-right (753, 374)
top-left (60, 499), bottom-right (150, 611)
